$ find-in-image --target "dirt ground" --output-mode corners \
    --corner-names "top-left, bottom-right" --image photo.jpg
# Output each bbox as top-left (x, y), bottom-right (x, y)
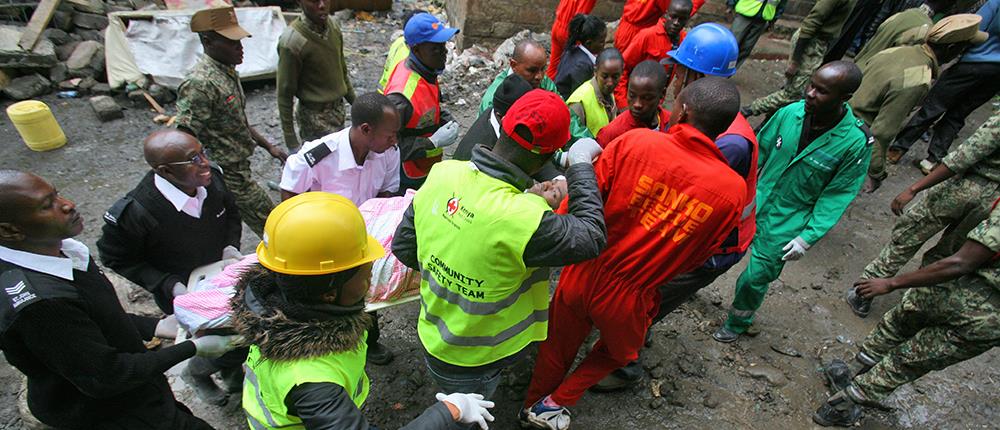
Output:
top-left (2, 3), bottom-right (999, 429)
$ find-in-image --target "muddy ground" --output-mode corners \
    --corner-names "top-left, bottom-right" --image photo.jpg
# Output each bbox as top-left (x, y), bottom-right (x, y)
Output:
top-left (2, 3), bottom-right (999, 429)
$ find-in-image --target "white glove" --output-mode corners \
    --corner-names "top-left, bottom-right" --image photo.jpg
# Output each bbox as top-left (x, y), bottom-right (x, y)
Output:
top-left (435, 392), bottom-right (495, 430)
top-left (191, 335), bottom-right (243, 358)
top-left (171, 282), bottom-right (187, 298)
top-left (154, 315), bottom-right (178, 339)
top-left (221, 245), bottom-right (242, 266)
top-left (781, 237), bottom-right (810, 261)
top-left (566, 138), bottom-right (603, 166)
top-left (430, 121), bottom-right (460, 148)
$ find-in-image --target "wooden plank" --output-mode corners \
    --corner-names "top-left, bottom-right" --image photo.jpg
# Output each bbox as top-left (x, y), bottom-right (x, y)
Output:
top-left (17, 0), bottom-right (61, 51)
top-left (142, 90), bottom-right (166, 115)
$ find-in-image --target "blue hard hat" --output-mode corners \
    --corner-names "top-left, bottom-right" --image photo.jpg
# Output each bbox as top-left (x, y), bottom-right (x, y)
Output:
top-left (666, 23), bottom-right (739, 77)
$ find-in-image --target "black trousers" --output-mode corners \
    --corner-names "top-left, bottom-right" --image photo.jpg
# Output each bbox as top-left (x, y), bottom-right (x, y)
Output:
top-left (891, 62), bottom-right (1000, 162)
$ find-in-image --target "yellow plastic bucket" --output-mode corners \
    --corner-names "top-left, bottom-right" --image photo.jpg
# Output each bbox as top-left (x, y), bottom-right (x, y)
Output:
top-left (6, 100), bottom-right (67, 151)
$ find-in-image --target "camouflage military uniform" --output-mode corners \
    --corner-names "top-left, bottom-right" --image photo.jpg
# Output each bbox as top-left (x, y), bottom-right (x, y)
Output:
top-left (850, 200), bottom-right (1000, 402)
top-left (175, 54), bottom-right (274, 237)
top-left (295, 100), bottom-right (346, 143)
top-left (861, 110), bottom-right (1000, 280)
top-left (745, 30), bottom-right (829, 117)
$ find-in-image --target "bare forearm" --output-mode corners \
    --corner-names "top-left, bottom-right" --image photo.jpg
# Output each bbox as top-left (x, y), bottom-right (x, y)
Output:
top-left (907, 164), bottom-right (956, 194)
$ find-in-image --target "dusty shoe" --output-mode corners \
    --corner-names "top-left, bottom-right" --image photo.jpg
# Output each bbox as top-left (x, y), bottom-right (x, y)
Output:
top-left (590, 368), bottom-right (642, 393)
top-left (886, 147), bottom-right (905, 164)
top-left (712, 326), bottom-right (740, 343)
top-left (813, 390), bottom-right (862, 427)
top-left (366, 342), bottom-right (395, 365)
top-left (520, 398), bottom-right (571, 430)
top-left (823, 359), bottom-right (852, 392)
top-left (182, 366), bottom-right (228, 406)
top-left (845, 287), bottom-right (871, 318)
top-left (915, 158), bottom-right (937, 175)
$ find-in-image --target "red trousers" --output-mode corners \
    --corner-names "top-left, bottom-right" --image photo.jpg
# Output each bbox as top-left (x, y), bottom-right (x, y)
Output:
top-left (524, 268), bottom-right (659, 407)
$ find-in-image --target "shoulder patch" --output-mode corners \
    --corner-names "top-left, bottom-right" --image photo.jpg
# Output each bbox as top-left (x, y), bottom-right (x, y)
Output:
top-left (279, 26), bottom-right (308, 55)
top-left (103, 197), bottom-right (134, 225)
top-left (0, 268), bottom-right (79, 334)
top-left (902, 65), bottom-right (931, 89)
top-left (304, 142), bottom-right (334, 167)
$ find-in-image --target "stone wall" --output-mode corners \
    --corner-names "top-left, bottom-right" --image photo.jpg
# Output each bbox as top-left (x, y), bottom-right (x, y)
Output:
top-left (445, 0), bottom-right (818, 49)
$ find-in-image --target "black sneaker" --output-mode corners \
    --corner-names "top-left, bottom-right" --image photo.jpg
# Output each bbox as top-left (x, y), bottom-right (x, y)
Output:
top-left (845, 287), bottom-right (871, 318)
top-left (366, 342), bottom-right (395, 365)
top-left (813, 390), bottom-right (863, 427)
top-left (823, 359), bottom-right (852, 392)
top-left (590, 367), bottom-right (642, 393)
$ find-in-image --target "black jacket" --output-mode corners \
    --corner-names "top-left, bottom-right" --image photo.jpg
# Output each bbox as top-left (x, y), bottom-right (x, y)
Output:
top-left (0, 257), bottom-right (198, 429)
top-left (452, 109), bottom-right (499, 161)
top-left (97, 169), bottom-right (241, 314)
top-left (554, 46), bottom-right (595, 99)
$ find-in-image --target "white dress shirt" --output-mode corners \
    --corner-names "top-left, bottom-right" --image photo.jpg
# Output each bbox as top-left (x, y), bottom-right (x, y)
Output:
top-left (0, 239), bottom-right (90, 281)
top-left (153, 174), bottom-right (208, 218)
top-left (279, 127), bottom-right (401, 207)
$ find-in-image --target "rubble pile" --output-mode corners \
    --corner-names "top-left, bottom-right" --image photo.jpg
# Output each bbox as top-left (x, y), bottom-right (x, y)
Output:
top-left (441, 29), bottom-right (551, 111)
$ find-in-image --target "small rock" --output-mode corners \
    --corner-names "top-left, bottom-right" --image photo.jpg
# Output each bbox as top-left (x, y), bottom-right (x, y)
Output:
top-left (77, 76), bottom-right (97, 90)
top-left (72, 12), bottom-right (109, 30)
top-left (127, 89), bottom-right (146, 105)
top-left (50, 10), bottom-right (75, 31)
top-left (702, 394), bottom-right (720, 409)
top-left (69, 0), bottom-right (105, 14)
top-left (43, 29), bottom-right (72, 46)
top-left (648, 397), bottom-right (666, 410)
top-left (836, 335), bottom-right (851, 344)
top-left (89, 95), bottom-right (124, 122)
top-left (59, 78), bottom-right (81, 90)
top-left (66, 41), bottom-right (101, 70)
top-left (90, 83), bottom-right (111, 94)
top-left (67, 67), bottom-right (96, 80)
top-left (49, 63), bottom-right (68, 83)
top-left (88, 46), bottom-right (105, 74)
top-left (746, 364), bottom-right (788, 386)
top-left (55, 41), bottom-right (79, 61)
top-left (649, 366), bottom-right (665, 379)
top-left (3, 74), bottom-right (51, 100)
top-left (770, 344), bottom-right (802, 358)
top-left (147, 84), bottom-right (175, 104)
top-left (810, 282), bottom-right (823, 290)
top-left (76, 29), bottom-right (104, 43)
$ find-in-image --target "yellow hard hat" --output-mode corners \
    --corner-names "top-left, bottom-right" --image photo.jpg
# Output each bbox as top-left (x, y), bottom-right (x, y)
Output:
top-left (256, 192), bottom-right (384, 275)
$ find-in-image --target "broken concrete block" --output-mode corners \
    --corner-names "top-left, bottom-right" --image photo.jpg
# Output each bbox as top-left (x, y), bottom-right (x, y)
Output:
top-left (55, 41), bottom-right (78, 61)
top-left (72, 13), bottom-right (109, 30)
top-left (50, 10), bottom-right (75, 32)
top-left (67, 0), bottom-right (105, 15)
top-left (49, 63), bottom-right (68, 83)
top-left (66, 40), bottom-right (101, 69)
top-left (67, 67), bottom-right (95, 80)
top-left (43, 29), bottom-right (72, 46)
top-left (76, 29), bottom-right (104, 43)
top-left (88, 46), bottom-right (105, 74)
top-left (77, 76), bottom-right (97, 90)
top-left (89, 95), bottom-right (123, 121)
top-left (0, 26), bottom-right (57, 69)
top-left (90, 83), bottom-right (111, 94)
top-left (4, 74), bottom-right (51, 100)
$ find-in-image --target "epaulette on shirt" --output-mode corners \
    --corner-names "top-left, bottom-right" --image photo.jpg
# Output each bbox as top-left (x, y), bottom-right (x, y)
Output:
top-left (103, 196), bottom-right (134, 226)
top-left (855, 119), bottom-right (875, 147)
top-left (103, 195), bottom-right (156, 230)
top-left (0, 267), bottom-right (79, 335)
top-left (304, 142), bottom-right (334, 167)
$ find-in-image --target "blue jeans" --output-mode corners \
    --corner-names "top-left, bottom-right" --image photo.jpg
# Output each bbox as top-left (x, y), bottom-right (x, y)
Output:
top-left (424, 357), bottom-right (504, 400)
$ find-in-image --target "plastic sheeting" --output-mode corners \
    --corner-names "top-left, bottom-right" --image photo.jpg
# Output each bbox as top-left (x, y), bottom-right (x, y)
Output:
top-left (105, 7), bottom-right (285, 89)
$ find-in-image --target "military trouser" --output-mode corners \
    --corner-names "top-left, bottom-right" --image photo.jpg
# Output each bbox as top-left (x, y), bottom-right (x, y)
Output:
top-left (218, 160), bottom-right (274, 238)
top-left (724, 244), bottom-right (787, 333)
top-left (851, 278), bottom-right (1000, 401)
top-left (731, 14), bottom-right (769, 69)
top-left (862, 175), bottom-right (1000, 280)
top-left (745, 30), bottom-right (828, 118)
top-left (295, 99), bottom-right (346, 147)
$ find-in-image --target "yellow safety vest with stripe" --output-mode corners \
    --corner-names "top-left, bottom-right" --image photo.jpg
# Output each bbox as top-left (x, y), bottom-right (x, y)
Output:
top-left (242, 335), bottom-right (369, 430)
top-left (413, 160), bottom-right (552, 367)
top-left (566, 80), bottom-right (613, 137)
top-left (735, 0), bottom-right (782, 21)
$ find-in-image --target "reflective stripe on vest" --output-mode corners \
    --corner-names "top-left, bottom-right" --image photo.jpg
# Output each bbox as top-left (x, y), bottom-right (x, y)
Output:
top-left (566, 80), bottom-right (613, 137)
top-left (241, 339), bottom-right (369, 429)
top-left (719, 113), bottom-right (759, 255)
top-left (384, 59), bottom-right (443, 179)
top-left (413, 160), bottom-right (552, 366)
top-left (734, 0), bottom-right (781, 20)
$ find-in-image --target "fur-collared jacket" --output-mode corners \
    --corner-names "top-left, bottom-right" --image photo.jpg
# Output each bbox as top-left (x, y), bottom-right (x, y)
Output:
top-left (230, 266), bottom-right (459, 430)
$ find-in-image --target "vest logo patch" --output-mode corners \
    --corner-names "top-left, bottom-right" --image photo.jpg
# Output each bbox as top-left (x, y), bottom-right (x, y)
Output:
top-left (446, 197), bottom-right (460, 216)
top-left (776, 136), bottom-right (783, 149)
top-left (216, 208), bottom-right (226, 218)
top-left (6, 281), bottom-right (36, 309)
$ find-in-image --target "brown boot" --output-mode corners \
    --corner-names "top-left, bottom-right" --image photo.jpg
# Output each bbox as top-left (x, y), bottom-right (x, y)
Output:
top-left (886, 148), bottom-right (904, 164)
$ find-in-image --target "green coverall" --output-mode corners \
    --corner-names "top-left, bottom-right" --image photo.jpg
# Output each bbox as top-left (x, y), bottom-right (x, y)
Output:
top-left (725, 101), bottom-right (872, 332)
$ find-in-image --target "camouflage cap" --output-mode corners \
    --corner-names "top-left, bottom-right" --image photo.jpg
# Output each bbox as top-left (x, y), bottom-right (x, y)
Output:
top-left (927, 14), bottom-right (988, 45)
top-left (190, 6), bottom-right (251, 40)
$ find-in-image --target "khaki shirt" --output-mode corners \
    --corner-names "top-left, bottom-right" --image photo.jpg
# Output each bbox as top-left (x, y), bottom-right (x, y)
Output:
top-left (175, 55), bottom-right (255, 166)
top-left (854, 6), bottom-right (933, 67)
top-left (799, 0), bottom-right (857, 41)
top-left (850, 45), bottom-right (938, 150)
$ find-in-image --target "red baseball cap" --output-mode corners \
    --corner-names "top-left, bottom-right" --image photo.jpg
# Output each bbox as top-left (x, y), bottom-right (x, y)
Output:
top-left (501, 89), bottom-right (571, 154)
